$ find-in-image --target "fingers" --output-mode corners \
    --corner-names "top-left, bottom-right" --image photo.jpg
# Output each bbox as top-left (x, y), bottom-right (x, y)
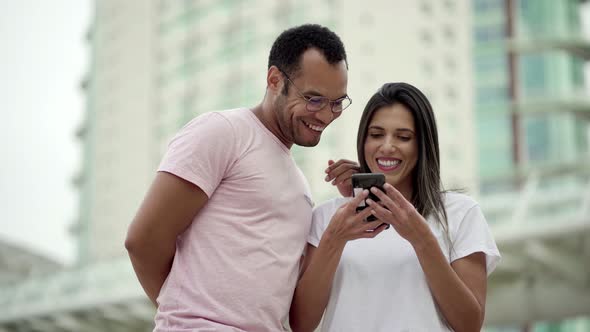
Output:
top-left (367, 199), bottom-right (396, 225)
top-left (331, 168), bottom-right (357, 186)
top-left (347, 189), bottom-right (368, 213)
top-left (383, 183), bottom-right (415, 213)
top-left (354, 205), bottom-right (375, 223)
top-left (369, 186), bottom-right (400, 212)
top-left (325, 159), bottom-right (357, 172)
top-left (358, 222), bottom-right (389, 239)
top-left (325, 159), bottom-right (360, 182)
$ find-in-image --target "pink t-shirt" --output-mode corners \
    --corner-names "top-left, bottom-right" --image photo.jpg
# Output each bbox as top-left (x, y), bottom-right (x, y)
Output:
top-left (154, 108), bottom-right (313, 332)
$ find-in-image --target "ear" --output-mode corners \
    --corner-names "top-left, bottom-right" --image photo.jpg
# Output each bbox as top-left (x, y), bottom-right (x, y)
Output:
top-left (267, 66), bottom-right (284, 94)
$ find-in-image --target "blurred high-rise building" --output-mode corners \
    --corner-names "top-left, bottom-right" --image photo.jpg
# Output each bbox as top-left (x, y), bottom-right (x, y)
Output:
top-left (474, 0), bottom-right (590, 331)
top-left (74, 0), bottom-right (477, 263)
top-left (2, 1), bottom-right (589, 331)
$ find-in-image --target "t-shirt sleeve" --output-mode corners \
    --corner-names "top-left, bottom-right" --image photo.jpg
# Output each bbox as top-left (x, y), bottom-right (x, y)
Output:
top-left (450, 204), bottom-right (501, 276)
top-left (308, 202), bottom-right (333, 248)
top-left (158, 112), bottom-right (237, 198)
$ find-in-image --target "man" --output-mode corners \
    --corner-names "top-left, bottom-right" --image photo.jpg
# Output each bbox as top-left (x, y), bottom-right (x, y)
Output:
top-left (125, 24), bottom-right (351, 331)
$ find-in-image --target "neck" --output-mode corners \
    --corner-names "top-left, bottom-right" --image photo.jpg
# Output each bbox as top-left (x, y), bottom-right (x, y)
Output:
top-left (251, 99), bottom-right (293, 149)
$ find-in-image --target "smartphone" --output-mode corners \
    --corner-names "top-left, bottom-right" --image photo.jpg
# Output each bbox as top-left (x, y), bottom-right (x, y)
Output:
top-left (351, 173), bottom-right (385, 221)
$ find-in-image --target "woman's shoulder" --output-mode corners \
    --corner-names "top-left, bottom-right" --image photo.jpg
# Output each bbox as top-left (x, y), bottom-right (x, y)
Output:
top-left (442, 191), bottom-right (480, 219)
top-left (443, 191), bottom-right (478, 206)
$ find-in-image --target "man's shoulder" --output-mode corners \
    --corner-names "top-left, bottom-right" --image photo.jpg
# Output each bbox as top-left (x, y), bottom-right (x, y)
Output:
top-left (211, 107), bottom-right (251, 123)
top-left (179, 108), bottom-right (251, 137)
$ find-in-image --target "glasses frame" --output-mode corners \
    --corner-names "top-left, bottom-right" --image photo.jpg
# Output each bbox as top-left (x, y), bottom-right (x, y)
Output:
top-left (278, 69), bottom-right (352, 113)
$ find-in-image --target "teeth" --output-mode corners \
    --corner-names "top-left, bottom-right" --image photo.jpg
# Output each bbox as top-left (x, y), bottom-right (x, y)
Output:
top-left (377, 159), bottom-right (400, 167)
top-left (304, 121), bottom-right (324, 132)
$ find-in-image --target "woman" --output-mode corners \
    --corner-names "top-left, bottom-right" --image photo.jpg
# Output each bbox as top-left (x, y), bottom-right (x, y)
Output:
top-left (289, 83), bottom-right (501, 332)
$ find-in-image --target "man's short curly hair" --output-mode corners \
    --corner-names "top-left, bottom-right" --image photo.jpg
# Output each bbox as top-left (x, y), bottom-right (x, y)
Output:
top-left (268, 24), bottom-right (348, 83)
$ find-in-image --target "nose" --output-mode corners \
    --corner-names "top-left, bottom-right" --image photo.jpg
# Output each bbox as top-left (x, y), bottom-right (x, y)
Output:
top-left (379, 137), bottom-right (397, 153)
top-left (314, 105), bottom-right (335, 124)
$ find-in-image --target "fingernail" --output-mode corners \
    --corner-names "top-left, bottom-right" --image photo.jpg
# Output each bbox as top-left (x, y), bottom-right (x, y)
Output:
top-left (325, 175), bottom-right (330, 181)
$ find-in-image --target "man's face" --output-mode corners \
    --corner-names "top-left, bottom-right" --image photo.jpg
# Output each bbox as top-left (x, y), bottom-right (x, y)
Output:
top-left (274, 49), bottom-right (348, 147)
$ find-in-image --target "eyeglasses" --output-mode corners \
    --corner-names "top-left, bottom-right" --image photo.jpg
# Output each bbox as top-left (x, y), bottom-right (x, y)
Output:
top-left (279, 69), bottom-right (352, 113)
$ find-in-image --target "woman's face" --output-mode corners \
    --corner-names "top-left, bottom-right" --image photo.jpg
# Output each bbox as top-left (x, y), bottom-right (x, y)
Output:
top-left (363, 103), bottom-right (418, 196)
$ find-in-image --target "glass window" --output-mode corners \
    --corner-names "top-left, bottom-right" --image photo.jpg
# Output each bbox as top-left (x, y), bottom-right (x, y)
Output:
top-left (444, 0), bottom-right (456, 12)
top-left (474, 24), bottom-right (506, 42)
top-left (443, 25), bottom-right (455, 42)
top-left (446, 86), bottom-right (457, 100)
top-left (571, 57), bottom-right (584, 88)
top-left (421, 29), bottom-right (433, 44)
top-left (524, 117), bottom-right (550, 162)
top-left (475, 54), bottom-right (507, 73)
top-left (476, 86), bottom-right (509, 104)
top-left (519, 54), bottom-right (547, 97)
top-left (445, 55), bottom-right (457, 71)
top-left (419, 1), bottom-right (432, 14)
top-left (474, 0), bottom-right (504, 13)
top-left (422, 60), bottom-right (434, 76)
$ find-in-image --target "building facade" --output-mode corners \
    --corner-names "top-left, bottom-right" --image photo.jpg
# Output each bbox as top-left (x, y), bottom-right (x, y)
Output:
top-left (3, 0), bottom-right (588, 331)
top-left (474, 0), bottom-right (590, 331)
top-left (74, 0), bottom-right (476, 263)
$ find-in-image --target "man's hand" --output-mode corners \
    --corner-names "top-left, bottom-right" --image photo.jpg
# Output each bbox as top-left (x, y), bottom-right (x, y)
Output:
top-left (125, 172), bottom-right (208, 306)
top-left (324, 159), bottom-right (360, 197)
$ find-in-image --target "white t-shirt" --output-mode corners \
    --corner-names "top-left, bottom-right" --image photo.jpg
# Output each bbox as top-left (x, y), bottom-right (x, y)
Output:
top-left (155, 109), bottom-right (314, 332)
top-left (308, 192), bottom-right (501, 332)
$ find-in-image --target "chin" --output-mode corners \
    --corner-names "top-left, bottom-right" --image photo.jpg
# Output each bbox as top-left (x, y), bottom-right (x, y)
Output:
top-left (296, 139), bottom-right (320, 147)
top-left (294, 132), bottom-right (321, 147)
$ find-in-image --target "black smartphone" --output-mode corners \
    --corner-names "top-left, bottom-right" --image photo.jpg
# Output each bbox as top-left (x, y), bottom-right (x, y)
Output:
top-left (351, 173), bottom-right (385, 221)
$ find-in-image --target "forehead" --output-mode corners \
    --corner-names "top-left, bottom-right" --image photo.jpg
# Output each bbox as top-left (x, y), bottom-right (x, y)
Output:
top-left (294, 49), bottom-right (348, 98)
top-left (369, 104), bottom-right (415, 129)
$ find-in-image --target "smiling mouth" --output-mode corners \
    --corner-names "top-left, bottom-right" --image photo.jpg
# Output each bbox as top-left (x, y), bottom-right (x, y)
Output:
top-left (302, 120), bottom-right (325, 133)
top-left (376, 158), bottom-right (401, 171)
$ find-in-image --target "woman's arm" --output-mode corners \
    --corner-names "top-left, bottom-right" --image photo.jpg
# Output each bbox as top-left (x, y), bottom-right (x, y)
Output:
top-left (413, 236), bottom-right (487, 332)
top-left (289, 241), bottom-right (344, 332)
top-left (368, 184), bottom-right (487, 332)
top-left (289, 192), bottom-right (387, 332)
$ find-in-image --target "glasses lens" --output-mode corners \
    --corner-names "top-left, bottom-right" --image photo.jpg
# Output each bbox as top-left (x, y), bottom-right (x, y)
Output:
top-left (306, 96), bottom-right (328, 111)
top-left (332, 97), bottom-right (351, 113)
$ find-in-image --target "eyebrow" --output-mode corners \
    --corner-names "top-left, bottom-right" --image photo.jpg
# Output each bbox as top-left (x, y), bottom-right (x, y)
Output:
top-left (368, 125), bottom-right (415, 134)
top-left (303, 89), bottom-right (348, 100)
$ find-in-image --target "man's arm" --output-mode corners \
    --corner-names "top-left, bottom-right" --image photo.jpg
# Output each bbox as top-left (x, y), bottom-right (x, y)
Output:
top-left (125, 171), bottom-right (208, 306)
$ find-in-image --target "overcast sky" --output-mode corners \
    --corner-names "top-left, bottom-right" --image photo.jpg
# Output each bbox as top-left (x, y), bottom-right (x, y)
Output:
top-left (0, 0), bottom-right (91, 264)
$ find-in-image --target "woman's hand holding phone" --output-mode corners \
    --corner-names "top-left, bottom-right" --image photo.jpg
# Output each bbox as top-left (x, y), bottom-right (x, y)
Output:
top-left (365, 183), bottom-right (432, 247)
top-left (322, 190), bottom-right (389, 246)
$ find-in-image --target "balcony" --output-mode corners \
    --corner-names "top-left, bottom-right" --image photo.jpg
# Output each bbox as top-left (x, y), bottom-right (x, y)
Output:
top-left (481, 160), bottom-right (590, 325)
top-left (512, 94), bottom-right (590, 117)
top-left (507, 37), bottom-right (590, 60)
top-left (0, 257), bottom-right (153, 332)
